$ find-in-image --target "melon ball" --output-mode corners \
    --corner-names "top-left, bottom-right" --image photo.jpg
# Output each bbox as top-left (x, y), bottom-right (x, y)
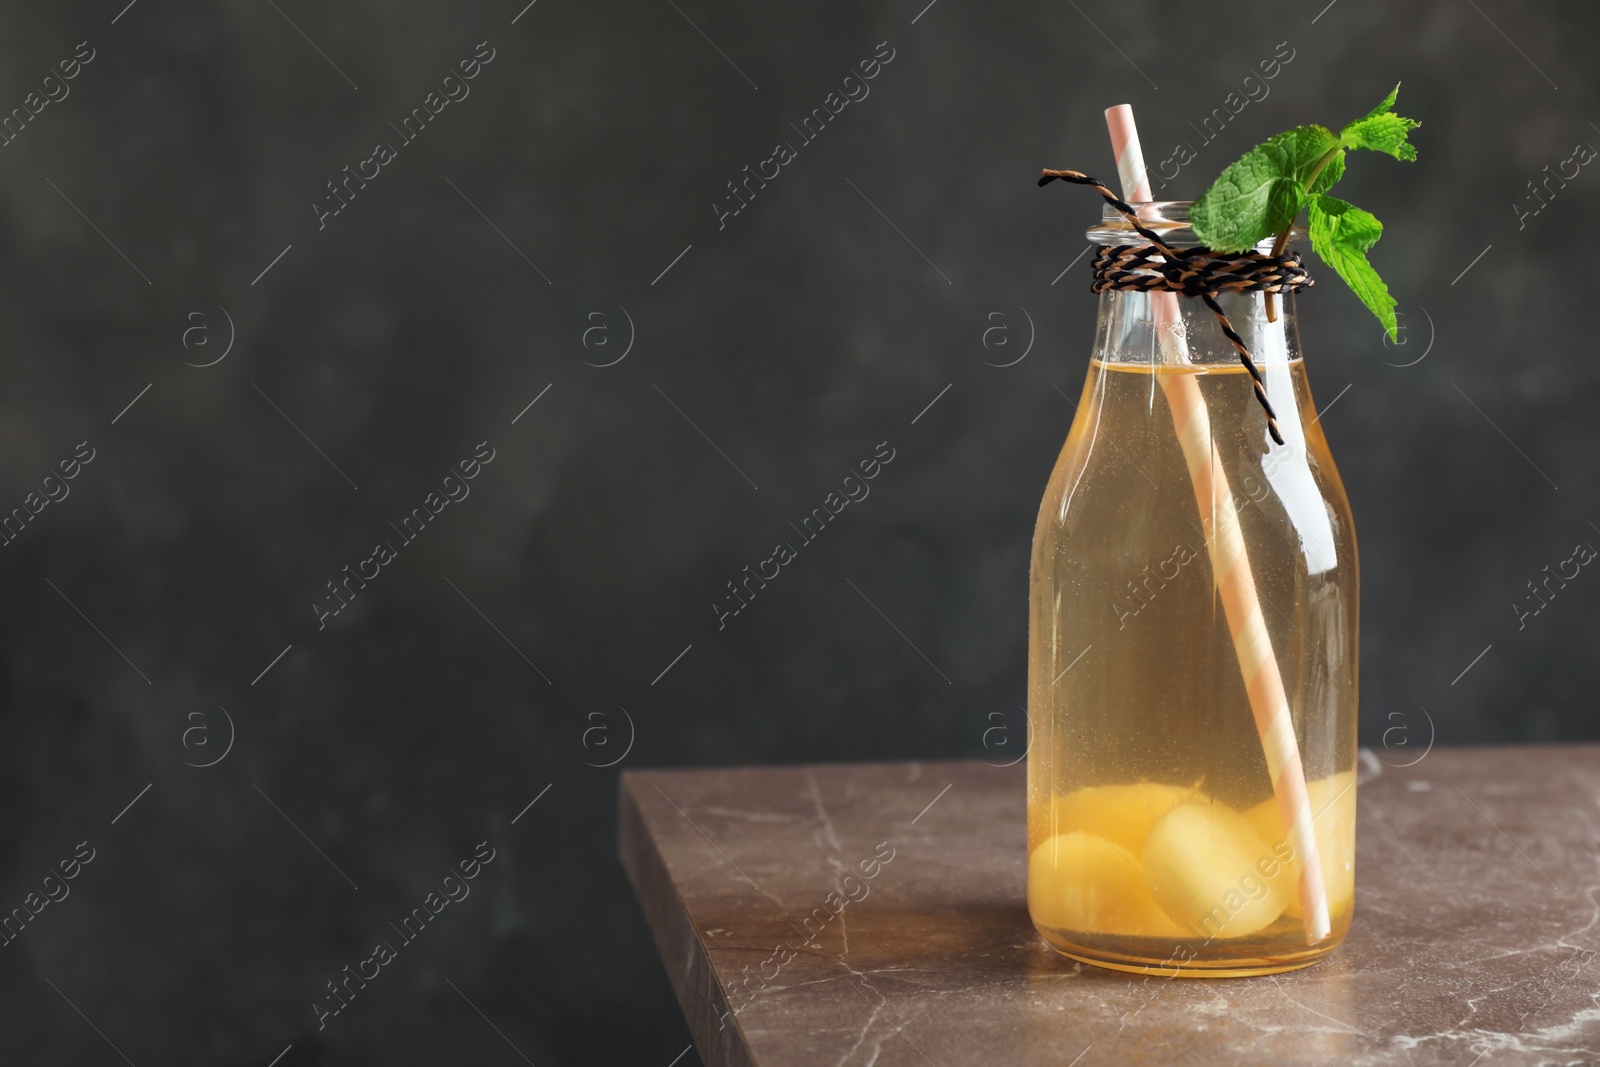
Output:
top-left (1141, 801), bottom-right (1290, 940)
top-left (1242, 771), bottom-right (1356, 921)
top-left (1031, 782), bottom-right (1206, 854)
top-left (1028, 831), bottom-right (1188, 939)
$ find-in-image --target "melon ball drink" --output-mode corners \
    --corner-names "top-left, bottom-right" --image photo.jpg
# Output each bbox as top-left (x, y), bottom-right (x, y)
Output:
top-left (1027, 90), bottom-right (1416, 974)
top-left (1026, 336), bottom-right (1358, 974)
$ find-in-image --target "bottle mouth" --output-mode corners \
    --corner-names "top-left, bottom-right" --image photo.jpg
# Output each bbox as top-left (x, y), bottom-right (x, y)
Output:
top-left (1087, 200), bottom-right (1301, 251)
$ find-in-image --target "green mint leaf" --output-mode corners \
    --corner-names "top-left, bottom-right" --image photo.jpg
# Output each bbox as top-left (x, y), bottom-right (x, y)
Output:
top-left (1190, 84), bottom-right (1418, 334)
top-left (1358, 83), bottom-right (1401, 122)
top-left (1342, 114), bottom-right (1418, 160)
top-left (1340, 83), bottom-right (1420, 161)
top-left (1307, 194), bottom-right (1398, 339)
top-left (1191, 125), bottom-right (1341, 252)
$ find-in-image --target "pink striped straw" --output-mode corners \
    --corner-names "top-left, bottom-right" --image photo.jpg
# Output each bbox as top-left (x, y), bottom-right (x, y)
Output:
top-left (1103, 104), bottom-right (1332, 943)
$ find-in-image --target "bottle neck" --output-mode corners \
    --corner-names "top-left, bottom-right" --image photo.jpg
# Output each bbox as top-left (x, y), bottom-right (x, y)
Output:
top-left (1091, 289), bottom-right (1301, 368)
top-left (1083, 202), bottom-right (1306, 369)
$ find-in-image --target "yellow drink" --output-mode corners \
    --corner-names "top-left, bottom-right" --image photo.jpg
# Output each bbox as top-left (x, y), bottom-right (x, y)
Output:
top-left (1027, 353), bottom-right (1358, 976)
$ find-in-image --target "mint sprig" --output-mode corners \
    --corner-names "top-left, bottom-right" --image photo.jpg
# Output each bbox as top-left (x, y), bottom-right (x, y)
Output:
top-left (1191, 84), bottom-right (1419, 340)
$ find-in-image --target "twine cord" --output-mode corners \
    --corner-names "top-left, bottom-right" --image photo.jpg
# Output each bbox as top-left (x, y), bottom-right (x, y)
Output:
top-left (1038, 168), bottom-right (1312, 447)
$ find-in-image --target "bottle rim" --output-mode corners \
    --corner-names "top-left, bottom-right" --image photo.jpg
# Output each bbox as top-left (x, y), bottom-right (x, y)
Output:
top-left (1086, 200), bottom-right (1303, 251)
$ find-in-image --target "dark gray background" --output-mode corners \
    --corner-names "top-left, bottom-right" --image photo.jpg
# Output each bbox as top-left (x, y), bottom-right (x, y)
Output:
top-left (0, 0), bottom-right (1594, 1063)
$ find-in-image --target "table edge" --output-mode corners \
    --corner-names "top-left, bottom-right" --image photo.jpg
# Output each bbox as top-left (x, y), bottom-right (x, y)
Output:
top-left (618, 774), bottom-right (761, 1067)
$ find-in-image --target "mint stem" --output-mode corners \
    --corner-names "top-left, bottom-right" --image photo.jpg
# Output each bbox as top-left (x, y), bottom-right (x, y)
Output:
top-left (1265, 146), bottom-right (1343, 322)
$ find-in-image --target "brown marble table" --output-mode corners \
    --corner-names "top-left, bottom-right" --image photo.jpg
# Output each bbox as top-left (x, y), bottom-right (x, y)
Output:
top-left (619, 746), bottom-right (1600, 1066)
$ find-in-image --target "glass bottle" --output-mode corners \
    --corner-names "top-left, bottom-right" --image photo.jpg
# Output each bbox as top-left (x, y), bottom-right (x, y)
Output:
top-left (1026, 202), bottom-right (1359, 976)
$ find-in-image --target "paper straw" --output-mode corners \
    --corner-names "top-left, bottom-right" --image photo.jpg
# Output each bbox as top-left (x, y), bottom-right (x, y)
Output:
top-left (1103, 104), bottom-right (1331, 943)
